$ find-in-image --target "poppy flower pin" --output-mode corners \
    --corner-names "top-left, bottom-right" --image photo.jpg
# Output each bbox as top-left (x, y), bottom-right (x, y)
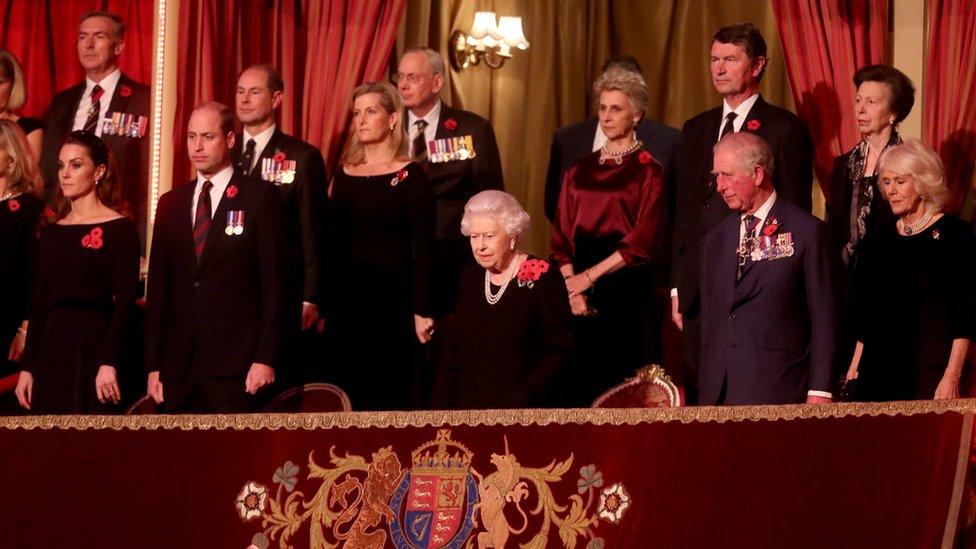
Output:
top-left (81, 226), bottom-right (104, 249)
top-left (272, 151), bottom-right (287, 163)
top-left (746, 119), bottom-right (762, 131)
top-left (517, 258), bottom-right (550, 288)
top-left (638, 151), bottom-right (653, 165)
top-left (7, 199), bottom-right (20, 212)
top-left (226, 185), bottom-right (239, 199)
top-left (390, 168), bottom-right (409, 187)
top-left (119, 85), bottom-right (132, 98)
top-left (762, 218), bottom-right (780, 236)
top-left (443, 118), bottom-right (458, 131)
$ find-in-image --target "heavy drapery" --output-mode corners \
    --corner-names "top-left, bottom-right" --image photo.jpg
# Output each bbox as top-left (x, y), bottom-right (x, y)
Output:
top-left (924, 0), bottom-right (976, 214)
top-left (771, 0), bottom-right (888, 202)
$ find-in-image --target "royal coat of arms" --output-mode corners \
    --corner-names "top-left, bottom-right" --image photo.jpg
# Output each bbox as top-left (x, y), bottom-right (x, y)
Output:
top-left (236, 430), bottom-right (630, 549)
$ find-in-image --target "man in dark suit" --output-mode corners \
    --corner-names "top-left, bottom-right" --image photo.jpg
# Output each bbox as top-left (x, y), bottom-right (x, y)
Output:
top-left (699, 132), bottom-right (833, 405)
top-left (544, 56), bottom-right (680, 222)
top-left (395, 47), bottom-right (504, 317)
top-left (670, 23), bottom-right (815, 403)
top-left (232, 63), bottom-right (327, 386)
top-left (39, 11), bottom-right (151, 247)
top-left (145, 102), bottom-right (283, 413)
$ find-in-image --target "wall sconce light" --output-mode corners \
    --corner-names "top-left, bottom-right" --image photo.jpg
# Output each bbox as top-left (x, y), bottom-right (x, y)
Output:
top-left (450, 12), bottom-right (529, 70)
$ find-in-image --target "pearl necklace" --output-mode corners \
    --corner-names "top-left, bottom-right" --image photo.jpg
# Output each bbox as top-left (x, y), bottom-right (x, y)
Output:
top-left (901, 209), bottom-right (933, 235)
top-left (484, 254), bottom-right (523, 305)
top-left (599, 139), bottom-right (643, 165)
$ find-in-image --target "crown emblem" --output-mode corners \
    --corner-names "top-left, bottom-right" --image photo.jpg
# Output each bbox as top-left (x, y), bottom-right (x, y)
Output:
top-left (411, 429), bottom-right (473, 475)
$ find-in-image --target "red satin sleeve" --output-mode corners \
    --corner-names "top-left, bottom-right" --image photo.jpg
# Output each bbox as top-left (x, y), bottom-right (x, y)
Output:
top-left (550, 150), bottom-right (666, 267)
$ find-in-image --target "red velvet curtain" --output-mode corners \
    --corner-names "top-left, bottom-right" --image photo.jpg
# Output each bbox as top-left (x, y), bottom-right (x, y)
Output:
top-left (771, 0), bottom-right (887, 200)
top-left (174, 0), bottom-right (406, 184)
top-left (0, 0), bottom-right (153, 118)
top-left (924, 0), bottom-right (976, 214)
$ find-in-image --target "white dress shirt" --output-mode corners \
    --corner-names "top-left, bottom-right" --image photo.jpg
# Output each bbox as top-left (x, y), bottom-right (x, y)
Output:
top-left (407, 100), bottom-right (441, 145)
top-left (717, 92), bottom-right (760, 141)
top-left (241, 124), bottom-right (276, 173)
top-left (190, 165), bottom-right (234, 223)
top-left (72, 68), bottom-right (122, 136)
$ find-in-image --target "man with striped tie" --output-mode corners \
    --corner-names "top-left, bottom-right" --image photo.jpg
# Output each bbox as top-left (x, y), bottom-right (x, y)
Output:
top-left (670, 23), bottom-right (814, 404)
top-left (145, 102), bottom-right (284, 413)
top-left (39, 11), bottom-right (152, 249)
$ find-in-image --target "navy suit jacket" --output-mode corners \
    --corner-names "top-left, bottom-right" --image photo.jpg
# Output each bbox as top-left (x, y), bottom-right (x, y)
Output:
top-left (544, 117), bottom-right (679, 222)
top-left (671, 95), bottom-right (814, 315)
top-left (145, 173), bottom-right (284, 396)
top-left (698, 197), bottom-right (835, 405)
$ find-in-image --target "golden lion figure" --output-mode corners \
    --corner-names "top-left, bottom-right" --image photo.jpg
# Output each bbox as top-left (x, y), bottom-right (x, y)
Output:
top-left (334, 446), bottom-right (405, 549)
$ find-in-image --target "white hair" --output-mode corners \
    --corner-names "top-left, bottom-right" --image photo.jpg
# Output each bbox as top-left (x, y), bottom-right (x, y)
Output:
top-left (460, 190), bottom-right (531, 237)
top-left (403, 47), bottom-right (445, 77)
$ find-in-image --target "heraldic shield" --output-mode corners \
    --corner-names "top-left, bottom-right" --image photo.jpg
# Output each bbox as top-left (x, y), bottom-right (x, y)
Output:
top-left (389, 430), bottom-right (478, 549)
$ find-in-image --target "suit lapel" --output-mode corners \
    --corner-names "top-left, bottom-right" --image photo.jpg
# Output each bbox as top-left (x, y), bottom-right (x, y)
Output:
top-left (107, 73), bottom-right (135, 116)
top-left (698, 109), bottom-right (724, 206)
top-left (740, 95), bottom-right (766, 135)
top-left (198, 175), bottom-right (238, 269)
top-left (249, 129), bottom-right (283, 179)
top-left (176, 182), bottom-right (199, 269)
top-left (434, 104), bottom-right (457, 140)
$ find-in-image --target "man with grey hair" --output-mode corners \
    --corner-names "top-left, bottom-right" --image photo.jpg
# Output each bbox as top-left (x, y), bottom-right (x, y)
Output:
top-left (40, 10), bottom-right (151, 248)
top-left (395, 47), bottom-right (504, 318)
top-left (698, 132), bottom-right (834, 405)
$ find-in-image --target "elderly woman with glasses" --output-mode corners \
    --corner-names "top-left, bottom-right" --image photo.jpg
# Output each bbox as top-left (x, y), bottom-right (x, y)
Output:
top-left (845, 139), bottom-right (975, 401)
top-left (434, 190), bottom-right (572, 409)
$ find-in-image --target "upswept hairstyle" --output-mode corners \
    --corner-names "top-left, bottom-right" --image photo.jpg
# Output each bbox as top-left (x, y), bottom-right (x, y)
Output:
top-left (853, 64), bottom-right (916, 126)
top-left (51, 131), bottom-right (128, 221)
top-left (593, 67), bottom-right (650, 119)
top-left (340, 82), bottom-right (408, 166)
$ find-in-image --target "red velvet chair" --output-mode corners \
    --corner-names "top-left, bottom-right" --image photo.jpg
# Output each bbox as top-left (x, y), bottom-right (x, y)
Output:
top-left (591, 365), bottom-right (683, 408)
top-left (262, 383), bottom-right (352, 413)
top-left (125, 394), bottom-right (159, 415)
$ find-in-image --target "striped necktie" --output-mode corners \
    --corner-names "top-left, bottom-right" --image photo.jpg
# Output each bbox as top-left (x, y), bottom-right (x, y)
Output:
top-left (83, 85), bottom-right (104, 134)
top-left (193, 180), bottom-right (214, 263)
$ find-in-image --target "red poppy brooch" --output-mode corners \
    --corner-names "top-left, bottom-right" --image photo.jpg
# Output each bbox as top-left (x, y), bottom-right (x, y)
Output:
top-left (390, 168), bottom-right (409, 187)
top-left (7, 199), bottom-right (20, 212)
top-left (746, 119), bottom-right (761, 131)
top-left (226, 185), bottom-right (239, 199)
top-left (273, 151), bottom-right (287, 163)
top-left (443, 118), bottom-right (458, 131)
top-left (82, 226), bottom-right (104, 249)
top-left (762, 218), bottom-right (780, 236)
top-left (638, 151), bottom-right (653, 165)
top-left (517, 258), bottom-right (549, 288)
top-left (119, 85), bottom-right (132, 98)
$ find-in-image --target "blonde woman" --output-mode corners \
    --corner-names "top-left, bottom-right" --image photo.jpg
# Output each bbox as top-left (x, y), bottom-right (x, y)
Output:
top-left (0, 49), bottom-right (43, 162)
top-left (846, 139), bottom-right (974, 401)
top-left (0, 120), bottom-right (44, 374)
top-left (326, 82), bottom-right (434, 411)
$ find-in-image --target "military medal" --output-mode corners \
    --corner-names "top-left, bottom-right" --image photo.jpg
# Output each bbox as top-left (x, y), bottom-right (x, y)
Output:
top-left (463, 135), bottom-right (477, 158)
top-left (226, 210), bottom-right (245, 235)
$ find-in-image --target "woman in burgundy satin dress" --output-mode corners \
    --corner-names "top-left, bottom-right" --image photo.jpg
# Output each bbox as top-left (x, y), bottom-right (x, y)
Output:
top-left (551, 68), bottom-right (668, 405)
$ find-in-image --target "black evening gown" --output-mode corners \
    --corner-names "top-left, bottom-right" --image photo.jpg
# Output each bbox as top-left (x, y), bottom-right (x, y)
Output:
top-left (443, 257), bottom-right (573, 409)
top-left (0, 193), bottom-right (44, 377)
top-left (326, 163), bottom-right (434, 411)
top-left (21, 218), bottom-right (140, 414)
top-left (853, 215), bottom-right (976, 401)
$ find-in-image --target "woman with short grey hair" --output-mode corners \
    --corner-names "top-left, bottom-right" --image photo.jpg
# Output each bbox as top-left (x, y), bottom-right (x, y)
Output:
top-left (845, 139), bottom-right (974, 401)
top-left (435, 190), bottom-right (572, 408)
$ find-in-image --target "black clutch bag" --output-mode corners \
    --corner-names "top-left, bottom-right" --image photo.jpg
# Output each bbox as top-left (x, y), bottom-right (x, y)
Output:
top-left (838, 378), bottom-right (859, 402)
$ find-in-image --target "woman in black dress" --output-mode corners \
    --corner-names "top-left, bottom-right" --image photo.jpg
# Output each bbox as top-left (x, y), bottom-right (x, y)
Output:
top-left (326, 82), bottom-right (434, 411)
top-left (15, 131), bottom-right (139, 413)
top-left (0, 49), bottom-right (44, 163)
top-left (437, 190), bottom-right (572, 409)
top-left (826, 65), bottom-right (915, 374)
top-left (0, 120), bottom-right (44, 376)
top-left (846, 140), bottom-right (974, 401)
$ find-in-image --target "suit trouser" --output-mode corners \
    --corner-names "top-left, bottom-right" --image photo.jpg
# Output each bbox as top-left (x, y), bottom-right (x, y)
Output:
top-left (681, 310), bottom-right (702, 406)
